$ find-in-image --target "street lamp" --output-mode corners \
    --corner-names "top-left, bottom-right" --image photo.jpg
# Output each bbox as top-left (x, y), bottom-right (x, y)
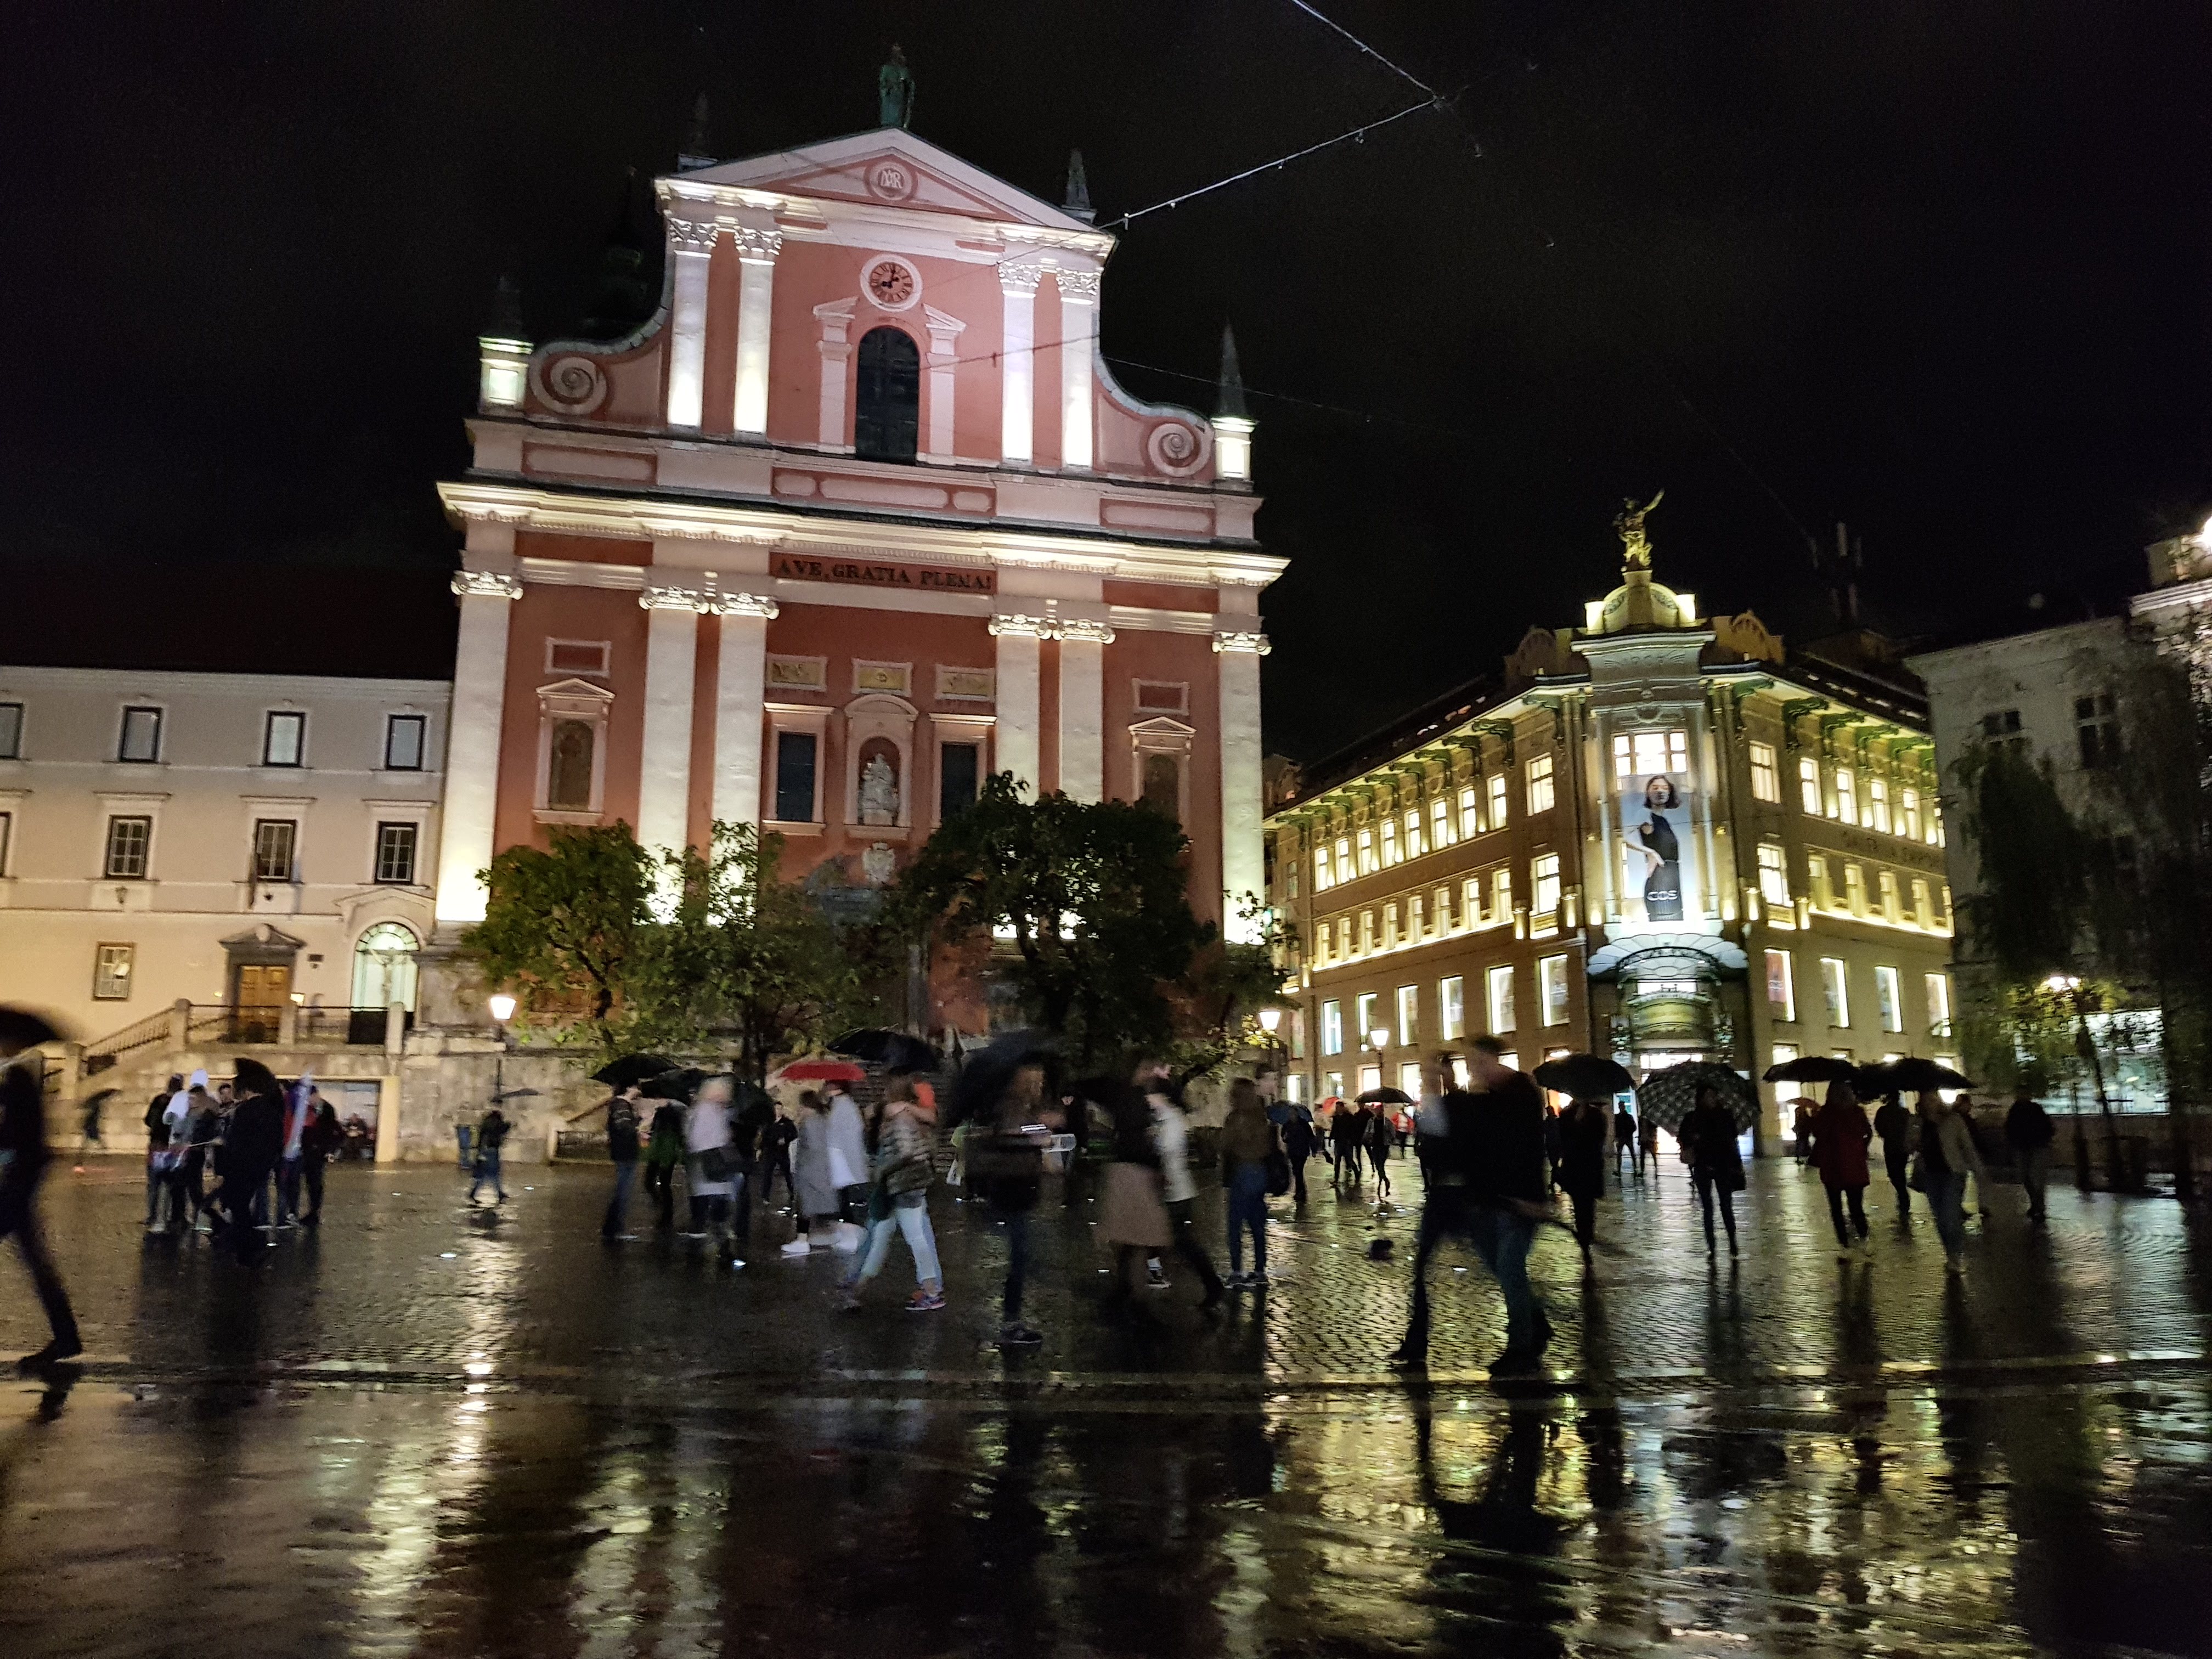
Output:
top-left (1256, 1005), bottom-right (1286, 1097)
top-left (1369, 1025), bottom-right (1391, 1095)
top-left (488, 993), bottom-right (518, 1024)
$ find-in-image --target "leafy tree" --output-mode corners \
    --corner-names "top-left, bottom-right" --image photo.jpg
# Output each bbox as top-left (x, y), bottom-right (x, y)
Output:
top-left (626, 822), bottom-right (881, 1081)
top-left (890, 774), bottom-right (1208, 1067)
top-left (464, 823), bottom-right (654, 1058)
top-left (1952, 741), bottom-right (2089, 984)
top-left (1165, 898), bottom-right (1293, 1089)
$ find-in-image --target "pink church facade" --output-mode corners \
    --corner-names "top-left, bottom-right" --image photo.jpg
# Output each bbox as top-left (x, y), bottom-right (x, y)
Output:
top-left (432, 128), bottom-right (1280, 1026)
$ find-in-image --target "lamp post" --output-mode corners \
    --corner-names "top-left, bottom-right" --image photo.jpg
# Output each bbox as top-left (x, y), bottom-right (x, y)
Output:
top-left (1257, 1005), bottom-right (1285, 1099)
top-left (1370, 1025), bottom-right (1391, 1098)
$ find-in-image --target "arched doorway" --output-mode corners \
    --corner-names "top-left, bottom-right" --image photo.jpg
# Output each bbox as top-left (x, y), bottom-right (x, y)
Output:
top-left (854, 326), bottom-right (919, 461)
top-left (352, 922), bottom-right (420, 1011)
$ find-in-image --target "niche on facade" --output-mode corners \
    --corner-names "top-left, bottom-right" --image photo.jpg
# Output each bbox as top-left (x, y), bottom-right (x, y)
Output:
top-left (1130, 716), bottom-right (1195, 825)
top-left (534, 679), bottom-right (614, 825)
top-left (844, 693), bottom-right (917, 833)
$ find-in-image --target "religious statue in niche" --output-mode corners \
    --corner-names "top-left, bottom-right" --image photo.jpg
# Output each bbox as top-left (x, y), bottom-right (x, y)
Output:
top-left (859, 751), bottom-right (901, 825)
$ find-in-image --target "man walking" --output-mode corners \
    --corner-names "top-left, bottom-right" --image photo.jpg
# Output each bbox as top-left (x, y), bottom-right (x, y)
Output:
top-left (1389, 1037), bottom-right (1553, 1374)
top-left (142, 1075), bottom-right (183, 1224)
top-left (2005, 1090), bottom-right (2055, 1224)
top-left (300, 1087), bottom-right (340, 1225)
top-left (275, 1075), bottom-right (315, 1226)
top-left (1872, 1091), bottom-right (1915, 1218)
top-left (0, 1011), bottom-right (81, 1371)
top-left (468, 1105), bottom-right (511, 1205)
top-left (222, 1060), bottom-right (287, 1262)
top-left (602, 1086), bottom-right (642, 1240)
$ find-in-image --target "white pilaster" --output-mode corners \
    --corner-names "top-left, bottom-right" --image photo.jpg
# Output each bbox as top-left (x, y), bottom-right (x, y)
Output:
top-left (637, 583), bottom-right (702, 868)
top-left (989, 612), bottom-right (1048, 794)
top-left (922, 305), bottom-right (967, 462)
top-left (1214, 629), bottom-right (1271, 940)
top-left (998, 261), bottom-right (1045, 466)
top-left (733, 224), bottom-right (783, 438)
top-left (433, 571), bottom-right (522, 925)
top-left (812, 298), bottom-right (856, 449)
top-left (1055, 268), bottom-right (1099, 472)
top-left (664, 216), bottom-right (717, 430)
top-left (713, 592), bottom-right (778, 827)
top-left (1056, 617), bottom-right (1111, 802)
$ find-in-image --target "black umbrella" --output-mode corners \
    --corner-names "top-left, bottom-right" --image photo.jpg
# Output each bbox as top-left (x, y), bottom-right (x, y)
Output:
top-left (0, 1007), bottom-right (63, 1050)
top-left (1533, 1053), bottom-right (1636, 1100)
top-left (830, 1028), bottom-right (937, 1073)
top-left (944, 1029), bottom-right (1055, 1126)
top-left (1865, 1056), bottom-right (1974, 1094)
top-left (591, 1053), bottom-right (677, 1090)
top-left (1638, 1062), bottom-right (1760, 1132)
top-left (1763, 1054), bottom-right (1859, 1084)
top-left (1356, 1086), bottom-right (1413, 1105)
top-left (641, 1067), bottom-right (709, 1104)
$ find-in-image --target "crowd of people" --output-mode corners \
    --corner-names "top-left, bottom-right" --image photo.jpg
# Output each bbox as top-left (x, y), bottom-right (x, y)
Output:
top-left (132, 1063), bottom-right (345, 1259)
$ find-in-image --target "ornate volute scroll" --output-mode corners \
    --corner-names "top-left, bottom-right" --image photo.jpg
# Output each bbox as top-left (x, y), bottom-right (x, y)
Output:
top-left (452, 571), bottom-right (523, 601)
top-left (1211, 630), bottom-right (1272, 656)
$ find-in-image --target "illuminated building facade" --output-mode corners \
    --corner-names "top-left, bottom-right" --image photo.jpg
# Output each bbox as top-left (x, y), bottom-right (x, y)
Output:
top-left (1265, 520), bottom-right (1956, 1139)
top-left (430, 126), bottom-right (1280, 1030)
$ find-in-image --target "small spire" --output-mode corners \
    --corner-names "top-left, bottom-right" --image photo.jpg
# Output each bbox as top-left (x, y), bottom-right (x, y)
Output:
top-left (1215, 323), bottom-right (1249, 420)
top-left (677, 92), bottom-right (715, 172)
top-left (484, 274), bottom-right (528, 343)
top-left (1063, 149), bottom-right (1094, 223)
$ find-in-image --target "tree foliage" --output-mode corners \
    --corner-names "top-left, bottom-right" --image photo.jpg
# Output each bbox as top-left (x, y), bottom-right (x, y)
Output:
top-left (889, 774), bottom-right (1209, 1067)
top-left (1165, 898), bottom-right (1293, 1088)
top-left (464, 823), bottom-right (656, 1054)
top-left (1953, 740), bottom-right (2089, 983)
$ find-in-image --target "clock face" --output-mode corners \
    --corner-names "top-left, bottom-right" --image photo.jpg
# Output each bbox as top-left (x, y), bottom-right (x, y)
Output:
top-left (867, 259), bottom-right (916, 307)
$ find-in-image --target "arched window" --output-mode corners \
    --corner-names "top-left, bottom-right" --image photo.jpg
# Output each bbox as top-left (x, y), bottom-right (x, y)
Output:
top-left (548, 719), bottom-right (595, 810)
top-left (854, 326), bottom-right (919, 462)
top-left (352, 922), bottom-right (419, 1011)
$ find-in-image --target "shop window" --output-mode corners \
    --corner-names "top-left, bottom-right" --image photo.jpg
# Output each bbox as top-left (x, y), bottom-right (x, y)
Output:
top-left (1876, 964), bottom-right (1903, 1032)
top-left (1440, 975), bottom-right (1465, 1040)
top-left (1925, 973), bottom-right (1952, 1036)
top-left (1396, 984), bottom-right (1419, 1046)
top-left (1539, 954), bottom-right (1570, 1025)
top-left (854, 325), bottom-right (920, 461)
top-left (1486, 964), bottom-right (1516, 1034)
top-left (1821, 957), bottom-right (1850, 1026)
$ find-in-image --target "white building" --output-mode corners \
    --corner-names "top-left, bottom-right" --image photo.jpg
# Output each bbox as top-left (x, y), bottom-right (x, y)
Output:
top-left (0, 667), bottom-right (448, 1045)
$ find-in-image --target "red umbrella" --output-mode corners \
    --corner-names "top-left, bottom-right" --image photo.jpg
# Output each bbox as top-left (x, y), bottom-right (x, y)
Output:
top-left (776, 1058), bottom-right (866, 1082)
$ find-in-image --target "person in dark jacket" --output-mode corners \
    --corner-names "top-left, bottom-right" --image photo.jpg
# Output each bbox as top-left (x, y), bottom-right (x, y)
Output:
top-left (1871, 1092), bottom-right (1915, 1218)
top-left (468, 1106), bottom-right (510, 1204)
top-left (1279, 1105), bottom-right (1318, 1206)
top-left (1613, 1102), bottom-right (1639, 1176)
top-left (1555, 1097), bottom-right (1610, 1267)
top-left (601, 1086), bottom-right (643, 1240)
top-left (222, 1060), bottom-right (287, 1262)
top-left (1365, 1101), bottom-right (1395, 1199)
top-left (1330, 1102), bottom-right (1367, 1191)
top-left (642, 1097), bottom-right (686, 1229)
top-left (1679, 1084), bottom-right (1746, 1256)
top-left (0, 1024), bottom-right (80, 1370)
top-left (2005, 1091), bottom-right (2056, 1223)
top-left (299, 1089), bottom-right (341, 1226)
top-left (142, 1075), bottom-right (182, 1224)
top-left (1810, 1079), bottom-right (1874, 1257)
top-left (1390, 1037), bottom-right (1553, 1373)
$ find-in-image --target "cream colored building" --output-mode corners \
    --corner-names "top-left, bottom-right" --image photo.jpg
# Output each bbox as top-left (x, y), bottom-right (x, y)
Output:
top-left (1265, 521), bottom-right (1958, 1142)
top-left (0, 667), bottom-right (447, 1045)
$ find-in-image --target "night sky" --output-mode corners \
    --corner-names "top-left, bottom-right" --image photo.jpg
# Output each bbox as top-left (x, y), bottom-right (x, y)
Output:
top-left (9, 2), bottom-right (2211, 760)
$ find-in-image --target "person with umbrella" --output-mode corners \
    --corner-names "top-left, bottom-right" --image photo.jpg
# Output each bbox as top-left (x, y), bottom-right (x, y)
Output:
top-left (467, 1101), bottom-right (511, 1205)
top-left (1679, 1082), bottom-right (1746, 1257)
top-left (1810, 1077), bottom-right (1874, 1259)
top-left (1613, 1099), bottom-right (1639, 1178)
top-left (1364, 1096), bottom-right (1397, 1200)
top-left (0, 1009), bottom-right (80, 1371)
top-left (642, 1087), bottom-right (687, 1232)
top-left (1531, 1055), bottom-right (1635, 1268)
top-left (1872, 1087), bottom-right (1917, 1219)
top-left (601, 1084), bottom-right (644, 1241)
top-left (945, 1034), bottom-right (1060, 1346)
top-left (1330, 1098), bottom-right (1368, 1193)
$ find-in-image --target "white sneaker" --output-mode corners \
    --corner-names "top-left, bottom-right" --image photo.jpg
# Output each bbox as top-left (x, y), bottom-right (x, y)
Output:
top-left (729, 1258), bottom-right (747, 1271)
top-left (779, 1237), bottom-right (810, 1257)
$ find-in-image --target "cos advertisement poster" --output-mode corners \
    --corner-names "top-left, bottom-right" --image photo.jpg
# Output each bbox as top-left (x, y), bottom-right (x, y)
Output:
top-left (1615, 729), bottom-right (1693, 925)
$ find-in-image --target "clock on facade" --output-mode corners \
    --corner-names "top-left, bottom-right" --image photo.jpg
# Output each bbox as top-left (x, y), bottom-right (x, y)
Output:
top-left (866, 258), bottom-right (918, 310)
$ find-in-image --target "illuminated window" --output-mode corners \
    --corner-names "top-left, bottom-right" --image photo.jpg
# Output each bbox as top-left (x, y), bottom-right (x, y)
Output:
top-left (1313, 847), bottom-right (1332, 892)
top-left (1356, 827), bottom-right (1375, 875)
top-left (1875, 964), bottom-right (1903, 1032)
top-left (1336, 917), bottom-right (1352, 958)
top-left (1757, 842), bottom-right (1790, 907)
top-left (1900, 787), bottom-right (1922, 842)
top-left (1877, 869), bottom-right (1900, 920)
top-left (1611, 729), bottom-right (1688, 781)
top-left (1382, 904), bottom-right (1399, 949)
top-left (1311, 924), bottom-right (1328, 966)
top-left (1531, 852), bottom-right (1561, 917)
top-left (1526, 754), bottom-right (1555, 815)
top-left (1409, 893), bottom-right (1426, 936)
top-left (1771, 1041), bottom-right (1799, 1077)
top-left (1843, 862), bottom-right (1867, 915)
top-left (1358, 911), bottom-right (1374, 953)
top-left (1766, 949), bottom-right (1796, 1020)
top-left (1748, 741), bottom-right (1780, 803)
top-left (1431, 797), bottom-right (1452, 850)
top-left (1486, 964), bottom-right (1516, 1034)
top-left (1835, 767), bottom-right (1859, 826)
top-left (1286, 1073), bottom-right (1306, 1103)
top-left (1356, 992), bottom-right (1381, 1045)
top-left (1289, 1011), bottom-right (1307, 1061)
top-left (1321, 1000), bottom-right (1343, 1056)
top-left (1403, 808), bottom-right (1424, 860)
top-left (1931, 812), bottom-right (1945, 849)
top-left (1492, 867), bottom-right (1513, 921)
top-left (1539, 954), bottom-right (1570, 1025)
top-left (1399, 1061), bottom-right (1424, 1097)
top-left (1798, 756), bottom-right (1822, 815)
top-left (1810, 856), bottom-right (1833, 909)
top-left (1440, 975), bottom-right (1465, 1039)
top-left (1396, 984), bottom-right (1419, 1046)
top-left (1488, 772), bottom-right (1509, 827)
top-left (1357, 1064), bottom-right (1381, 1094)
top-left (1925, 972), bottom-right (1952, 1035)
top-left (1867, 776), bottom-right (1891, 834)
top-left (1458, 785), bottom-right (1480, 839)
top-left (2076, 693), bottom-right (2118, 768)
top-left (1911, 877), bottom-right (1932, 927)
top-left (1496, 1050), bottom-right (1520, 1073)
top-left (1820, 957), bottom-right (1850, 1026)
top-left (1434, 885), bottom-right (1452, 931)
top-left (1381, 817), bottom-right (1399, 867)
top-left (1335, 836), bottom-right (1351, 878)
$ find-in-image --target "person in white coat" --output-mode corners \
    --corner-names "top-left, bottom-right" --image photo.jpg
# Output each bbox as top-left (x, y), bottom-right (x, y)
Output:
top-left (685, 1077), bottom-right (743, 1266)
top-left (824, 1084), bottom-right (870, 1251)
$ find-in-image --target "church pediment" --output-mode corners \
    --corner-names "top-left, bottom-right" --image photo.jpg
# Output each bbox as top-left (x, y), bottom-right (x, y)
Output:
top-left (679, 129), bottom-right (1096, 234)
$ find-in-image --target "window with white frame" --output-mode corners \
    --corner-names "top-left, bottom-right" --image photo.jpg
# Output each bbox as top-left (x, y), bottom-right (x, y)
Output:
top-left (1336, 917), bottom-right (1351, 958)
top-left (1810, 855), bottom-right (1834, 909)
top-left (1321, 999), bottom-right (1343, 1056)
top-left (1323, 1070), bottom-right (1345, 1099)
top-left (1798, 755), bottom-right (1822, 814)
top-left (1531, 852), bottom-right (1561, 918)
top-left (383, 714), bottom-right (427, 771)
top-left (1398, 1060), bottom-right (1424, 1097)
top-left (1335, 835), bottom-right (1351, 879)
top-left (1488, 772), bottom-right (1509, 827)
top-left (1539, 954), bottom-right (1570, 1025)
top-left (93, 943), bottom-right (134, 1001)
top-left (1757, 842), bottom-right (1790, 907)
top-left (1463, 876), bottom-right (1483, 926)
top-left (1925, 972), bottom-right (1952, 1036)
top-left (1612, 729), bottom-right (1688, 782)
top-left (1526, 753), bottom-right (1555, 814)
top-left (1313, 846), bottom-right (1333, 892)
top-left (1358, 911), bottom-right (1374, 953)
top-left (1900, 786), bottom-right (1922, 842)
top-left (1492, 866), bottom-right (1513, 921)
top-left (1821, 957), bottom-right (1850, 1026)
top-left (1409, 893), bottom-right (1426, 936)
top-left (250, 819), bottom-right (296, 883)
top-left (1440, 975), bottom-right (1465, 1039)
top-left (1748, 741), bottom-right (1779, 803)
top-left (1767, 948), bottom-right (1796, 1020)
top-left (1875, 964), bottom-right (1903, 1032)
top-left (1396, 984), bottom-right (1419, 1046)
top-left (1486, 964), bottom-right (1516, 1033)
top-left (1381, 817), bottom-right (1399, 867)
top-left (1356, 827), bottom-right (1376, 874)
top-left (1357, 1064), bottom-right (1381, 1094)
top-left (1867, 776), bottom-right (1891, 833)
top-left (1382, 903), bottom-right (1399, 949)
top-left (1835, 766), bottom-right (1859, 825)
top-left (1434, 884), bottom-right (1451, 931)
top-left (1458, 785), bottom-right (1480, 839)
top-left (1311, 923), bottom-right (1328, 966)
top-left (262, 710), bottom-right (306, 768)
top-left (119, 706), bottom-right (162, 763)
top-left (1431, 797), bottom-right (1452, 850)
top-left (1356, 992), bottom-right (1381, 1046)
top-left (1403, 808), bottom-right (1424, 860)
top-left (1911, 876), bottom-right (1933, 927)
top-left (104, 815), bottom-right (151, 879)
top-left (1843, 862), bottom-right (1867, 915)
top-left (1877, 869), bottom-right (1901, 920)
top-left (374, 822), bottom-right (419, 885)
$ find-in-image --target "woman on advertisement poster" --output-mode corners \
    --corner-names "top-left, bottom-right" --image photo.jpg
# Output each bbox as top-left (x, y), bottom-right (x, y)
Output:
top-left (1630, 774), bottom-right (1685, 922)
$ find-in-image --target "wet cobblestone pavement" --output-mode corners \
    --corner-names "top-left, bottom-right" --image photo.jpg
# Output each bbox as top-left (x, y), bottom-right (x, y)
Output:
top-left (2, 1156), bottom-right (2208, 1656)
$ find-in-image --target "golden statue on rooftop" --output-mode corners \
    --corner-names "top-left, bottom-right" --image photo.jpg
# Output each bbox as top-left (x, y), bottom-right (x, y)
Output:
top-left (1614, 489), bottom-right (1663, 570)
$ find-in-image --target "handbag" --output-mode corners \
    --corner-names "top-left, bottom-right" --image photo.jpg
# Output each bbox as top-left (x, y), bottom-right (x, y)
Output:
top-left (877, 1113), bottom-right (933, 1197)
top-left (698, 1145), bottom-right (736, 1183)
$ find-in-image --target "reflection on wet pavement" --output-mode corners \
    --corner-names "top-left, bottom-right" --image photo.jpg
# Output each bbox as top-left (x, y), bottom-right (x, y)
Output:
top-left (0, 1163), bottom-right (2206, 1656)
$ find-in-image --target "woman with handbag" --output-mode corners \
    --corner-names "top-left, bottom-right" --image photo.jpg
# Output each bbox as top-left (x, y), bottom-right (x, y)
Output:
top-left (1679, 1083), bottom-right (1745, 1257)
top-left (685, 1076), bottom-right (742, 1265)
top-left (837, 1076), bottom-right (944, 1312)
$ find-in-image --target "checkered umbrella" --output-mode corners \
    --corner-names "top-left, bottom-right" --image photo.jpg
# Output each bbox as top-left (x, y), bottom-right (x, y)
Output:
top-left (1637, 1061), bottom-right (1759, 1133)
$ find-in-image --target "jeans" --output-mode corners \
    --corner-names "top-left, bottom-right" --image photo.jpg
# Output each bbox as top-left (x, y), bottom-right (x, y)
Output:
top-left (456, 1125), bottom-right (472, 1169)
top-left (1288, 1153), bottom-right (1308, 1205)
top-left (1825, 1182), bottom-right (1869, 1246)
top-left (2018, 1144), bottom-right (2051, 1217)
top-left (1401, 1195), bottom-right (1541, 1359)
top-left (0, 1181), bottom-right (78, 1350)
top-left (1930, 1172), bottom-right (1968, 1259)
top-left (469, 1148), bottom-right (505, 1201)
top-left (277, 1156), bottom-right (303, 1221)
top-left (1369, 1150), bottom-right (1392, 1198)
top-left (1883, 1140), bottom-right (1912, 1213)
top-left (602, 1160), bottom-right (638, 1237)
top-left (990, 1201), bottom-right (1032, 1323)
top-left (646, 1161), bottom-right (678, 1228)
top-left (845, 1192), bottom-right (941, 1290)
top-left (1692, 1170), bottom-right (1738, 1251)
top-left (1226, 1164), bottom-right (1269, 1277)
